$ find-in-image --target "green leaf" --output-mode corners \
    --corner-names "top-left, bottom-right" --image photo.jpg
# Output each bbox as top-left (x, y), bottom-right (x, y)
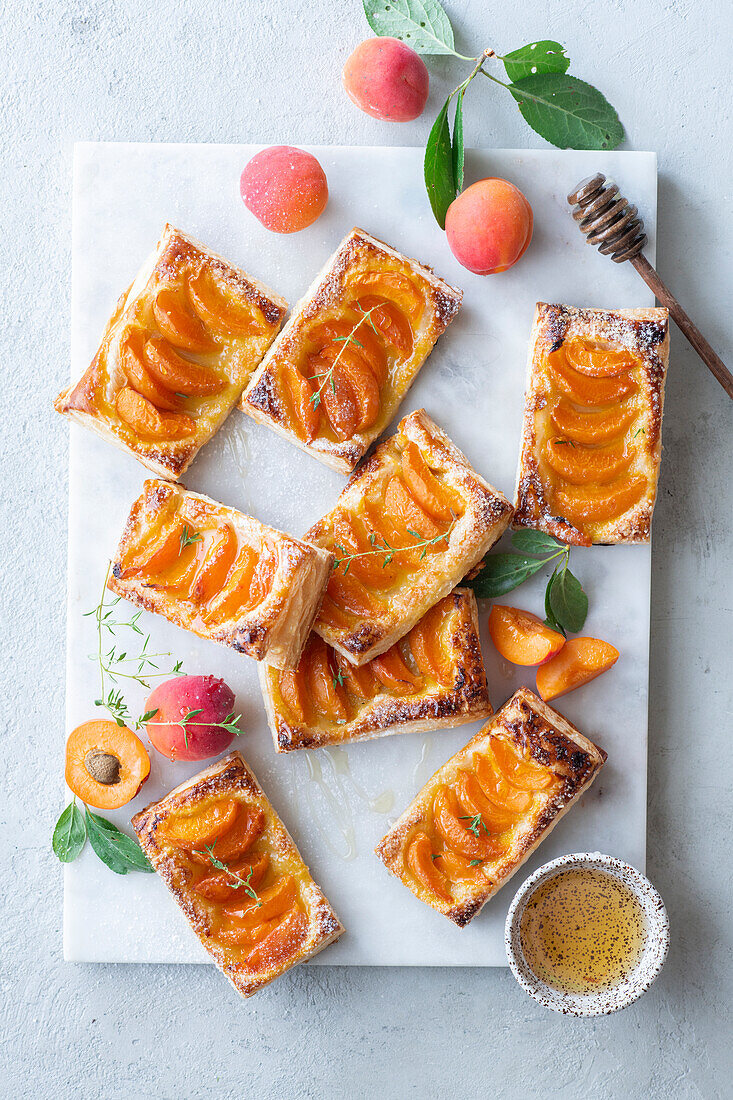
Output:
top-left (511, 529), bottom-right (564, 556)
top-left (424, 96), bottom-right (456, 228)
top-left (508, 73), bottom-right (624, 150)
top-left (549, 566), bottom-right (588, 633)
top-left (362, 0), bottom-right (456, 55)
top-left (503, 41), bottom-right (569, 81)
top-left (52, 801), bottom-right (86, 863)
top-left (85, 808), bottom-right (153, 874)
top-left (466, 553), bottom-right (546, 598)
top-left (544, 571), bottom-right (566, 636)
top-left (452, 88), bottom-right (465, 193)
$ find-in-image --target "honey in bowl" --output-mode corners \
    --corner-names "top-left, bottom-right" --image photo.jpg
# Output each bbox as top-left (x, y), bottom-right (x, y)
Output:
top-left (519, 867), bottom-right (648, 995)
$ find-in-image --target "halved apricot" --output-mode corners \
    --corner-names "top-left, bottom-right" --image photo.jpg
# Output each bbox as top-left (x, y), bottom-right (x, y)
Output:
top-left (120, 328), bottom-right (182, 411)
top-left (409, 602), bottom-right (454, 686)
top-left (474, 751), bottom-right (532, 814)
top-left (536, 637), bottom-right (619, 701)
top-left (307, 636), bottom-right (348, 721)
top-left (144, 337), bottom-right (224, 396)
top-left (385, 476), bottom-right (443, 540)
top-left (548, 350), bottom-right (637, 406)
top-left (433, 786), bottom-right (494, 860)
top-left (553, 476), bottom-right (646, 525)
top-left (563, 339), bottom-right (638, 378)
top-left (371, 645), bottom-right (422, 694)
top-left (162, 799), bottom-right (239, 847)
top-left (153, 287), bottom-right (218, 352)
top-left (490, 737), bottom-right (555, 791)
top-left (116, 387), bottom-right (195, 440)
top-left (544, 438), bottom-right (632, 486)
top-left (401, 442), bottom-right (461, 521)
top-left (64, 720), bottom-right (150, 809)
top-left (319, 353), bottom-right (380, 438)
top-left (550, 398), bottom-right (637, 446)
top-left (188, 268), bottom-right (264, 337)
top-left (223, 875), bottom-right (297, 924)
top-left (356, 296), bottom-right (413, 356)
top-left (281, 362), bottom-right (320, 442)
top-left (244, 907), bottom-right (308, 971)
top-left (406, 831), bottom-right (451, 902)
top-left (278, 668), bottom-right (308, 724)
top-left (488, 605), bottom-right (565, 666)
top-left (194, 853), bottom-right (269, 901)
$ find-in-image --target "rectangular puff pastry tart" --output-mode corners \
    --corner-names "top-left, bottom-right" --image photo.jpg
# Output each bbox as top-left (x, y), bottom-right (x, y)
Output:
top-left (514, 302), bottom-right (670, 545)
top-left (133, 752), bottom-right (344, 998)
top-left (107, 480), bottom-right (333, 669)
top-left (260, 588), bottom-right (493, 752)
top-left (55, 224), bottom-right (287, 480)
top-left (241, 228), bottom-right (463, 473)
top-left (376, 688), bottom-right (606, 927)
top-left (304, 409), bottom-right (513, 666)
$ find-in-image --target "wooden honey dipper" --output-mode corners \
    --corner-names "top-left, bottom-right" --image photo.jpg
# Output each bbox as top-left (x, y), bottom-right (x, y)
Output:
top-left (568, 173), bottom-right (733, 400)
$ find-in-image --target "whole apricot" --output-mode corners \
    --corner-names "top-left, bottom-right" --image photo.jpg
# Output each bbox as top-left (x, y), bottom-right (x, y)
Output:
top-left (144, 674), bottom-right (237, 762)
top-left (240, 146), bottom-right (328, 233)
top-left (445, 178), bottom-right (533, 275)
top-left (342, 37), bottom-right (429, 122)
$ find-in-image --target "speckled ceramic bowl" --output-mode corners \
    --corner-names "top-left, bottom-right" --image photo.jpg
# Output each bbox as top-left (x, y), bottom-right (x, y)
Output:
top-left (505, 852), bottom-right (669, 1016)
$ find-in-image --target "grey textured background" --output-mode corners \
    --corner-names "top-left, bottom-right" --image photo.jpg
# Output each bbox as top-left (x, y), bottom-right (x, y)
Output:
top-left (2, 1), bottom-right (731, 1097)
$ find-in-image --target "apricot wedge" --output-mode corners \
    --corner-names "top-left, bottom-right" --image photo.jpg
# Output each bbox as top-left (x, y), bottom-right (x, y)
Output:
top-left (281, 362), bottom-right (320, 443)
top-left (434, 850), bottom-right (487, 885)
top-left (553, 477), bottom-right (646, 526)
top-left (121, 328), bottom-right (182, 411)
top-left (490, 736), bottom-right (555, 791)
top-left (488, 605), bottom-right (565, 666)
top-left (244, 907), bottom-right (308, 971)
top-left (326, 571), bottom-right (381, 617)
top-left (406, 831), bottom-right (451, 902)
top-left (153, 287), bottom-right (218, 352)
top-left (188, 268), bottom-right (264, 336)
top-left (354, 271), bottom-right (424, 323)
top-left (563, 339), bottom-right (638, 378)
top-left (308, 319), bottom-right (387, 385)
top-left (162, 799), bottom-right (239, 847)
top-left (548, 351), bottom-right (637, 406)
top-left (116, 387), bottom-right (195, 440)
top-left (454, 770), bottom-right (515, 835)
top-left (370, 645), bottom-right (422, 694)
top-left (385, 476), bottom-right (443, 540)
top-left (144, 337), bottom-right (224, 396)
top-left (474, 750), bottom-right (532, 814)
top-left (550, 399), bottom-right (637, 446)
top-left (433, 787), bottom-right (495, 860)
top-left (544, 438), bottom-right (632, 486)
top-left (356, 295), bottom-right (413, 356)
top-left (401, 441), bottom-right (461, 522)
top-left (307, 637), bottom-right (348, 721)
top-left (223, 875), bottom-right (297, 925)
top-left (194, 854), bottom-right (269, 901)
top-left (409, 602), bottom-right (454, 686)
top-left (336, 653), bottom-right (379, 701)
top-left (536, 637), bottom-right (619, 701)
top-left (191, 805), bottom-right (265, 864)
top-left (278, 668), bottom-right (308, 724)
top-left (191, 524), bottom-right (238, 604)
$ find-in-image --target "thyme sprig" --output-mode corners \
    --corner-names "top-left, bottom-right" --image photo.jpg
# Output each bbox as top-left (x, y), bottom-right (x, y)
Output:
top-left (460, 813), bottom-right (489, 838)
top-left (139, 707), bottom-right (243, 748)
top-left (179, 524), bottom-right (203, 551)
top-left (309, 305), bottom-right (379, 409)
top-left (333, 520), bottom-right (456, 575)
top-left (195, 844), bottom-right (262, 905)
top-left (85, 563), bottom-right (184, 726)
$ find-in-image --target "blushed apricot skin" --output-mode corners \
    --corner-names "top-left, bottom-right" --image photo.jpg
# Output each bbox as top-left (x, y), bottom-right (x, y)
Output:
top-left (240, 146), bottom-right (328, 233)
top-left (342, 37), bottom-right (429, 123)
top-left (445, 178), bottom-right (533, 275)
top-left (144, 674), bottom-right (236, 762)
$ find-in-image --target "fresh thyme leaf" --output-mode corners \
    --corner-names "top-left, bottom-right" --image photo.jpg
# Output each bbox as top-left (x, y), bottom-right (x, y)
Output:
top-left (179, 524), bottom-right (203, 552)
top-left (196, 845), bottom-right (260, 902)
top-left (633, 427), bottom-right (646, 438)
top-left (469, 859), bottom-right (483, 867)
top-left (452, 87), bottom-right (465, 193)
top-left (424, 95), bottom-right (456, 228)
top-left (465, 553), bottom-right (547, 598)
top-left (511, 530), bottom-right (565, 556)
top-left (548, 565), bottom-right (588, 633)
top-left (502, 40), bottom-right (569, 81)
top-left (84, 808), bottom-right (153, 875)
top-left (52, 800), bottom-right (86, 863)
top-left (507, 72), bottom-right (624, 150)
top-left (363, 0), bottom-right (457, 56)
top-left (459, 813), bottom-right (486, 837)
top-left (332, 668), bottom-right (345, 691)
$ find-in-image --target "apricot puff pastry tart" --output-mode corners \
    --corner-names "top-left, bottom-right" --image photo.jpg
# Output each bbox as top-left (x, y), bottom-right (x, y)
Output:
top-left (107, 480), bottom-right (333, 669)
top-left (241, 228), bottom-right (463, 473)
top-left (133, 752), bottom-right (344, 998)
top-left (376, 689), bottom-right (606, 926)
top-left (304, 409), bottom-right (513, 666)
top-left (55, 224), bottom-right (287, 479)
top-left (514, 303), bottom-right (670, 545)
top-left (260, 588), bottom-right (493, 752)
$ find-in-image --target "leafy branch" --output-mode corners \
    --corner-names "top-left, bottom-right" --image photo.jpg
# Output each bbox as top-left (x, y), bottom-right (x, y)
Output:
top-left (363, 2), bottom-right (624, 227)
top-left (333, 519), bottom-right (456, 574)
top-left (309, 305), bottom-right (378, 408)
top-left (179, 524), bottom-right (203, 552)
top-left (139, 707), bottom-right (243, 749)
top-left (460, 813), bottom-right (490, 838)
top-left (85, 562), bottom-right (184, 727)
top-left (465, 530), bottom-right (588, 636)
top-left (52, 798), bottom-right (153, 875)
top-left (194, 844), bottom-right (262, 905)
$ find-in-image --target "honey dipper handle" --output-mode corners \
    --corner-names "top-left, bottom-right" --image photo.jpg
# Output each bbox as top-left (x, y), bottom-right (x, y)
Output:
top-left (632, 253), bottom-right (733, 399)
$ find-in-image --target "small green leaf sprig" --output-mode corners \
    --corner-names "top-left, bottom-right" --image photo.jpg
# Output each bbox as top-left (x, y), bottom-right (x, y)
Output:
top-left (309, 305), bottom-right (379, 409)
top-left (52, 799), bottom-right (153, 875)
top-left (333, 520), bottom-right (456, 575)
top-left (466, 530), bottom-right (588, 636)
top-left (362, 1), bottom-right (624, 228)
top-left (142, 707), bottom-right (243, 749)
top-left (194, 844), bottom-right (262, 905)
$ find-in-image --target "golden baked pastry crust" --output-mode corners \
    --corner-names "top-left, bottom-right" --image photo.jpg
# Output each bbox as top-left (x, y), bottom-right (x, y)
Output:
top-left (514, 303), bottom-right (670, 545)
top-left (304, 409), bottom-right (513, 666)
top-left (132, 752), bottom-right (344, 998)
top-left (55, 224), bottom-right (287, 479)
top-left (260, 588), bottom-right (493, 751)
top-left (375, 688), bottom-right (606, 927)
top-left (107, 480), bottom-right (333, 669)
top-left (241, 228), bottom-right (463, 473)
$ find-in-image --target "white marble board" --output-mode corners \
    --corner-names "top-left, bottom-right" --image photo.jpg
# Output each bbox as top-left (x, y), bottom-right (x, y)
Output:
top-left (64, 143), bottom-right (656, 966)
